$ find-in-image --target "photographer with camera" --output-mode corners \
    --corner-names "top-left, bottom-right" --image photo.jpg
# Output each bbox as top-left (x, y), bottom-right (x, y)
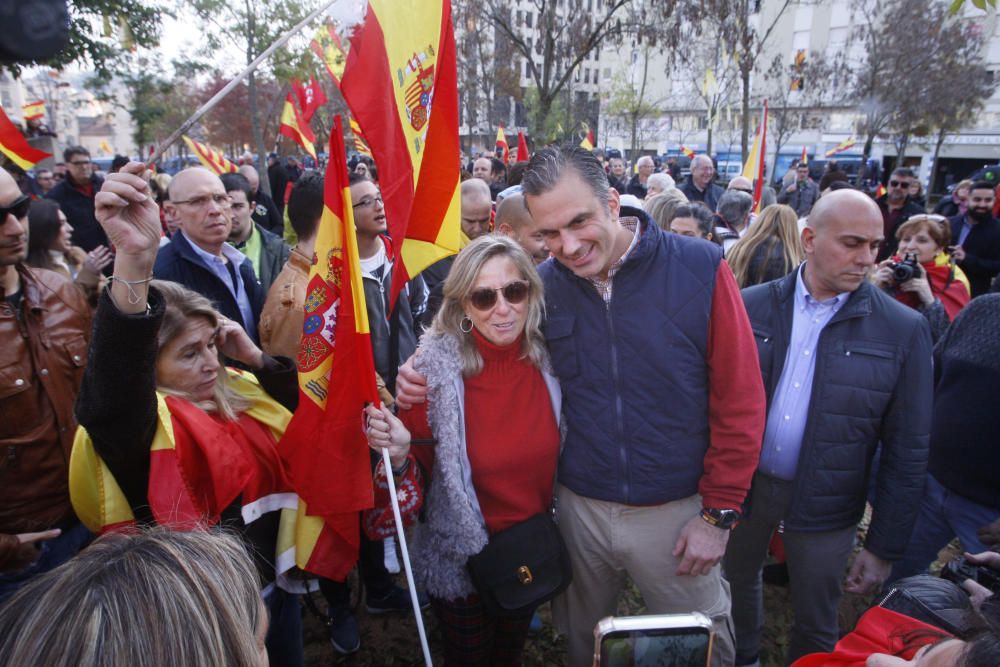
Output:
top-left (871, 215), bottom-right (970, 343)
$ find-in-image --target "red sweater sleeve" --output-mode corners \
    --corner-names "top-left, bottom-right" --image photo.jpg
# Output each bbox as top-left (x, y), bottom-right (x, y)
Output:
top-left (699, 261), bottom-right (766, 509)
top-left (399, 401), bottom-right (435, 480)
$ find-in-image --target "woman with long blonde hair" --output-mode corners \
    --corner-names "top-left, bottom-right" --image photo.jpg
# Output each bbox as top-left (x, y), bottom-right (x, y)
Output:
top-left (727, 204), bottom-right (804, 288)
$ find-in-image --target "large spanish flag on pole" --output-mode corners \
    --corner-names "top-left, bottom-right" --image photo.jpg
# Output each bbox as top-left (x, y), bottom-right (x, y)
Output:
top-left (341, 0), bottom-right (461, 309)
top-left (741, 100), bottom-right (768, 213)
top-left (279, 115), bottom-right (380, 580)
top-left (279, 94), bottom-right (317, 160)
top-left (182, 135), bottom-right (237, 175)
top-left (0, 106), bottom-right (51, 170)
top-left (311, 19), bottom-right (348, 88)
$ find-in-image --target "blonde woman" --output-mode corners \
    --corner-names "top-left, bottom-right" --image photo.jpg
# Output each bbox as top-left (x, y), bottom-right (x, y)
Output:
top-left (365, 234), bottom-right (561, 665)
top-left (0, 529), bottom-right (268, 667)
top-left (727, 204), bottom-right (804, 288)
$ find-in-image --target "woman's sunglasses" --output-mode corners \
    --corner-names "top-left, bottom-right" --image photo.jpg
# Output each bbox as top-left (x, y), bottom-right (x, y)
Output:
top-left (468, 280), bottom-right (529, 311)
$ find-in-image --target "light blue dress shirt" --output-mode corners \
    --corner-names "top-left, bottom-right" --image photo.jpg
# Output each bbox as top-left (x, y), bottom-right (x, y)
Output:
top-left (182, 231), bottom-right (257, 340)
top-left (758, 265), bottom-right (850, 480)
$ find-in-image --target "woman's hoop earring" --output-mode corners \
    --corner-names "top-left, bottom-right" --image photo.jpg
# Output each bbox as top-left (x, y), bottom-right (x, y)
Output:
top-left (460, 316), bottom-right (473, 333)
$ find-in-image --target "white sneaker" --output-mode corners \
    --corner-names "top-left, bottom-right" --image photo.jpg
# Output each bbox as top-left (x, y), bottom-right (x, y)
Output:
top-left (383, 536), bottom-right (401, 573)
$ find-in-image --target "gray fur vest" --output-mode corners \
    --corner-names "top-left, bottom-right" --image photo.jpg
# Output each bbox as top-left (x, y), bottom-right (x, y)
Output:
top-left (410, 331), bottom-right (561, 601)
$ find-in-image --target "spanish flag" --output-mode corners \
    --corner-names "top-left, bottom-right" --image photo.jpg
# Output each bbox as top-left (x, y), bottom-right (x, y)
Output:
top-left (311, 19), bottom-right (348, 88)
top-left (741, 100), bottom-right (768, 213)
top-left (279, 115), bottom-right (380, 580)
top-left (681, 145), bottom-right (696, 159)
top-left (279, 94), bottom-right (317, 160)
top-left (22, 100), bottom-right (45, 121)
top-left (825, 137), bottom-right (857, 158)
top-left (350, 118), bottom-right (372, 157)
top-left (0, 105), bottom-right (51, 170)
top-left (340, 0), bottom-right (461, 308)
top-left (875, 183), bottom-right (887, 199)
top-left (182, 135), bottom-right (237, 175)
top-left (580, 124), bottom-right (595, 151)
top-left (495, 125), bottom-right (509, 164)
top-left (800, 146), bottom-right (808, 166)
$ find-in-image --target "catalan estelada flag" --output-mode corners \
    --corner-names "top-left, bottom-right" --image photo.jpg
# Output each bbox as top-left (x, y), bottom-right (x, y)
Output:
top-left (495, 126), bottom-right (509, 164)
top-left (22, 100), bottom-right (45, 121)
top-left (741, 100), bottom-right (768, 213)
top-left (341, 0), bottom-right (461, 308)
top-left (279, 94), bottom-right (317, 160)
top-left (517, 131), bottom-right (530, 162)
top-left (311, 20), bottom-right (348, 88)
top-left (279, 115), bottom-right (380, 580)
top-left (825, 137), bottom-right (857, 158)
top-left (182, 135), bottom-right (237, 175)
top-left (681, 145), bottom-right (696, 159)
top-left (0, 105), bottom-right (51, 170)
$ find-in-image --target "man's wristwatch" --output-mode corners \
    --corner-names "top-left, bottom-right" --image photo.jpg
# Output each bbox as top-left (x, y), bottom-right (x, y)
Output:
top-left (700, 507), bottom-right (741, 530)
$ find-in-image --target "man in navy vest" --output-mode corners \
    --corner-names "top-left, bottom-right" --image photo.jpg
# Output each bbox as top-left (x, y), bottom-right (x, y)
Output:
top-left (398, 146), bottom-right (767, 665)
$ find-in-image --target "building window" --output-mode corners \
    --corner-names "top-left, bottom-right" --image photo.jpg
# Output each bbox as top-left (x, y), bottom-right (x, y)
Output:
top-left (526, 11), bottom-right (532, 28)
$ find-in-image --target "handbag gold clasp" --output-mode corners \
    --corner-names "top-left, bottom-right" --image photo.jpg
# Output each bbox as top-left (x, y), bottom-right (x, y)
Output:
top-left (517, 565), bottom-right (533, 585)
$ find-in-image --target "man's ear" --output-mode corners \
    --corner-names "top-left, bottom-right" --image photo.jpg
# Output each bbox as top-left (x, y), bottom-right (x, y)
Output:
top-left (607, 187), bottom-right (620, 220)
top-left (801, 226), bottom-right (816, 255)
top-left (497, 222), bottom-right (514, 236)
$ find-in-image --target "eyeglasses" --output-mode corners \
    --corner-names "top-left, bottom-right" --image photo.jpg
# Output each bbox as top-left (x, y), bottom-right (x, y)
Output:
top-left (889, 180), bottom-right (908, 188)
top-left (173, 194), bottom-right (232, 209)
top-left (69, 160), bottom-right (92, 167)
top-left (468, 280), bottom-right (529, 311)
top-left (352, 194), bottom-right (384, 209)
top-left (0, 194), bottom-right (31, 221)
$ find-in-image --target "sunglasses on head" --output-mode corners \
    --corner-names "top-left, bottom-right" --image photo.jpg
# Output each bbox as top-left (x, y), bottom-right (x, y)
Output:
top-left (0, 194), bottom-right (31, 221)
top-left (468, 280), bottom-right (529, 311)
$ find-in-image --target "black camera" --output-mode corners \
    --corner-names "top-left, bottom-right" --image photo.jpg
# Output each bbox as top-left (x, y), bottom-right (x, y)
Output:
top-left (941, 557), bottom-right (1000, 595)
top-left (890, 252), bottom-right (920, 284)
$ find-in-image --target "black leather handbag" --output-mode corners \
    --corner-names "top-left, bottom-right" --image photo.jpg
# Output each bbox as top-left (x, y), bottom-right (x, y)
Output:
top-left (466, 512), bottom-right (573, 616)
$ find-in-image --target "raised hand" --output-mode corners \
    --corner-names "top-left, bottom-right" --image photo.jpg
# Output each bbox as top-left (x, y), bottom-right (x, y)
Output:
top-left (95, 162), bottom-right (161, 261)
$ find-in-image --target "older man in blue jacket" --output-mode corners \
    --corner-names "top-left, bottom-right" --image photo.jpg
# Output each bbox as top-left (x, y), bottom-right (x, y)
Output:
top-left (726, 190), bottom-right (933, 666)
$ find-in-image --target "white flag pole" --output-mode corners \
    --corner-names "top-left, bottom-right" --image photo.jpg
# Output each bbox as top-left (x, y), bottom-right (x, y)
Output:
top-left (380, 447), bottom-right (433, 666)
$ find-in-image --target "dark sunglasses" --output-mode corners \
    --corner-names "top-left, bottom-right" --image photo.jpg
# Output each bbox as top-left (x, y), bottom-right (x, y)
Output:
top-left (0, 194), bottom-right (31, 220)
top-left (468, 280), bottom-right (529, 311)
top-left (889, 180), bottom-right (908, 188)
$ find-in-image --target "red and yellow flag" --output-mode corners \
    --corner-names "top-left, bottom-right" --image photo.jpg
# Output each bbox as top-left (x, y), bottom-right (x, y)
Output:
top-left (580, 124), bottom-right (595, 150)
top-left (341, 0), bottom-right (461, 308)
top-left (681, 145), bottom-right (696, 159)
top-left (279, 115), bottom-right (380, 580)
top-left (800, 146), bottom-right (809, 166)
top-left (22, 100), bottom-right (45, 121)
top-left (875, 183), bottom-right (887, 199)
top-left (350, 118), bottom-right (372, 157)
top-left (311, 20), bottom-right (348, 88)
top-left (182, 135), bottom-right (236, 175)
top-left (741, 101), bottom-right (768, 213)
top-left (279, 94), bottom-right (317, 160)
top-left (293, 77), bottom-right (328, 124)
top-left (825, 137), bottom-right (857, 158)
top-left (495, 126), bottom-right (509, 164)
top-left (517, 131), bottom-right (530, 162)
top-left (0, 105), bottom-right (51, 170)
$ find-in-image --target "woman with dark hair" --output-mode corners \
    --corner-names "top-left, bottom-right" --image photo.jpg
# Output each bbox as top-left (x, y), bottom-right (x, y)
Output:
top-left (25, 199), bottom-right (111, 304)
top-left (668, 202), bottom-right (718, 244)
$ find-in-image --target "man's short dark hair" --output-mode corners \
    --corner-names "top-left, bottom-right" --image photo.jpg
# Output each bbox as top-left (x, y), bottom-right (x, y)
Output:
top-left (110, 154), bottom-right (130, 172)
top-left (891, 167), bottom-right (916, 179)
top-left (219, 172), bottom-right (253, 202)
top-left (348, 171), bottom-right (370, 187)
top-left (288, 170), bottom-right (324, 241)
top-left (971, 180), bottom-right (996, 194)
top-left (522, 145), bottom-right (610, 209)
top-left (63, 145), bottom-right (89, 162)
top-left (490, 157), bottom-right (506, 178)
top-left (717, 189), bottom-right (753, 224)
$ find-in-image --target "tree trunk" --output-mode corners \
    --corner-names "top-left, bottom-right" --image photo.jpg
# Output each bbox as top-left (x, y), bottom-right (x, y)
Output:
top-left (930, 127), bottom-right (947, 194)
top-left (707, 124), bottom-right (714, 156)
top-left (741, 68), bottom-right (751, 163)
top-left (857, 133), bottom-right (876, 188)
top-left (896, 133), bottom-right (910, 171)
top-left (245, 3), bottom-right (270, 195)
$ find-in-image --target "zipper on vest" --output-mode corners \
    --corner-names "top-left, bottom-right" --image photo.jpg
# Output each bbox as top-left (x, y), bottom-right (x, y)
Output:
top-left (606, 304), bottom-right (629, 501)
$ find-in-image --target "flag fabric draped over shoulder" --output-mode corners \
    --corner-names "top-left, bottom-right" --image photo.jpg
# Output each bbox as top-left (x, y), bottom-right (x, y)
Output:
top-left (182, 135), bottom-right (237, 175)
top-left (0, 106), bottom-right (51, 170)
top-left (340, 0), bottom-right (461, 308)
top-left (279, 94), bottom-right (317, 160)
top-left (279, 116), bottom-right (380, 581)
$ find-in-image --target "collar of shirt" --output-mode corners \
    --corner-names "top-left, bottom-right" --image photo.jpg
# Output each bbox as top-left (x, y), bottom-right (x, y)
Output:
top-left (795, 263), bottom-right (850, 315)
top-left (183, 230), bottom-right (247, 270)
top-left (587, 216), bottom-right (641, 299)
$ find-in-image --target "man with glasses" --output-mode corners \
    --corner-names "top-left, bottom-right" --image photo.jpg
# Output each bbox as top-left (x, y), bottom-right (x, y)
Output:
top-left (154, 167), bottom-right (265, 346)
top-left (45, 146), bottom-right (108, 255)
top-left (0, 166), bottom-right (93, 597)
top-left (681, 154), bottom-right (725, 211)
top-left (33, 169), bottom-right (54, 196)
top-left (876, 167), bottom-right (924, 261)
top-left (221, 172), bottom-right (289, 295)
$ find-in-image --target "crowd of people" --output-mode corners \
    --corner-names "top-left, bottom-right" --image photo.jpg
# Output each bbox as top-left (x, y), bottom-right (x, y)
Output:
top-left (1, 138), bottom-right (999, 667)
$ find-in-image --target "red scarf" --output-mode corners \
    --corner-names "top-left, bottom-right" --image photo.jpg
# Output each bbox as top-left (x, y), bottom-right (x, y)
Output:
top-left (792, 607), bottom-right (948, 666)
top-left (894, 259), bottom-right (970, 321)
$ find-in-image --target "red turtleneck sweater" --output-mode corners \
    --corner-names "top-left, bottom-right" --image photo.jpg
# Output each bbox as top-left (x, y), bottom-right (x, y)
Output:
top-left (402, 330), bottom-right (560, 534)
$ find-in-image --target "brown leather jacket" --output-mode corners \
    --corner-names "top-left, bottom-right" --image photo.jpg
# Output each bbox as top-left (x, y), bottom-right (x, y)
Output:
top-left (0, 265), bottom-right (91, 566)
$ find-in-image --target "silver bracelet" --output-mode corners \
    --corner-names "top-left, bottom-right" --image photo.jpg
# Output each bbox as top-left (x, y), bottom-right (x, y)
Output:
top-left (110, 275), bottom-right (154, 305)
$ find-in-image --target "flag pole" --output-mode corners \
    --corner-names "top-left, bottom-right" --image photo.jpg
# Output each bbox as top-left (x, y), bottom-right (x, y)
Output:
top-left (148, 0), bottom-right (339, 165)
top-left (379, 447), bottom-right (433, 666)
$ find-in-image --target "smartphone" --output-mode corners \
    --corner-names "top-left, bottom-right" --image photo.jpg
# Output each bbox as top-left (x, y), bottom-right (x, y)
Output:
top-left (593, 613), bottom-right (713, 667)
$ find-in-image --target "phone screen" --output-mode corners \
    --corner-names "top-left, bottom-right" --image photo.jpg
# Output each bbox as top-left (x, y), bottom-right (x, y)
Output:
top-left (600, 627), bottom-right (711, 667)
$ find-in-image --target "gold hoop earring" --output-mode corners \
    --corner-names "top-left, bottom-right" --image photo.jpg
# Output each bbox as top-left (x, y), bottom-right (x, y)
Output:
top-left (460, 316), bottom-right (473, 333)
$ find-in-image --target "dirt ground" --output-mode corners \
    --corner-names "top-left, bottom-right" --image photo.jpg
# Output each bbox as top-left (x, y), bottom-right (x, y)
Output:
top-left (301, 518), bottom-right (958, 666)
